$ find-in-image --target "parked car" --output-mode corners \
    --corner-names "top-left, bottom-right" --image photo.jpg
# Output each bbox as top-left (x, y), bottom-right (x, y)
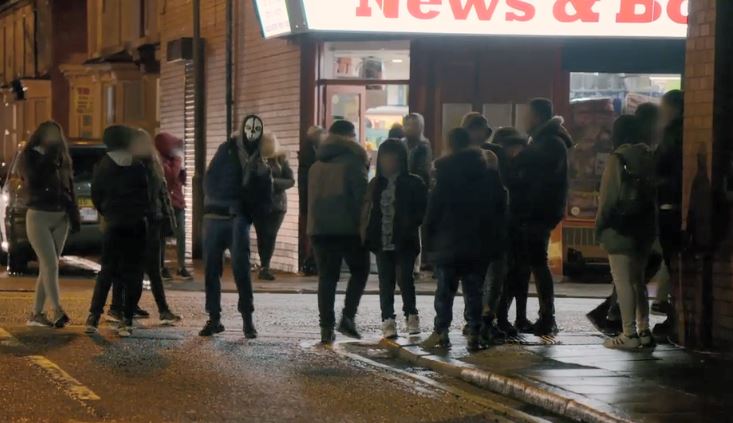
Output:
top-left (0, 141), bottom-right (106, 272)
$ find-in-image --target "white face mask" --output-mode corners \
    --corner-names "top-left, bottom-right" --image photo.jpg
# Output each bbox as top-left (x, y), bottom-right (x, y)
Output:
top-left (242, 115), bottom-right (263, 144)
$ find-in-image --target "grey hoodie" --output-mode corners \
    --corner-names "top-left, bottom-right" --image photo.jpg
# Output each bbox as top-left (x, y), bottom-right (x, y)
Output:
top-left (307, 134), bottom-right (368, 237)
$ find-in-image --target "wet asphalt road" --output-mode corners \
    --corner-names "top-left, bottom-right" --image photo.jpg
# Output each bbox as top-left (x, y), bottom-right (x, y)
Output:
top-left (0, 281), bottom-right (602, 423)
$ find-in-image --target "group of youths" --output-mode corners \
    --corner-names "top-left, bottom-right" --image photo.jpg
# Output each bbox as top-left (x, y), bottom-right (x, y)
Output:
top-left (22, 90), bottom-right (683, 351)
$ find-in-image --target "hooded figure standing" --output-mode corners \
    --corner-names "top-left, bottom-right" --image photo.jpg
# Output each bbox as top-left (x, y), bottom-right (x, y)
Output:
top-left (86, 125), bottom-right (150, 337)
top-left (402, 113), bottom-right (433, 189)
top-left (308, 120), bottom-right (370, 344)
top-left (513, 98), bottom-right (573, 337)
top-left (361, 139), bottom-right (427, 339)
top-left (198, 116), bottom-right (272, 339)
top-left (421, 128), bottom-right (506, 352)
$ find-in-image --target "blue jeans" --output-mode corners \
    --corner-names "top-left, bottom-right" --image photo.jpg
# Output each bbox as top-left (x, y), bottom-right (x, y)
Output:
top-left (434, 263), bottom-right (486, 334)
top-left (203, 216), bottom-right (253, 316)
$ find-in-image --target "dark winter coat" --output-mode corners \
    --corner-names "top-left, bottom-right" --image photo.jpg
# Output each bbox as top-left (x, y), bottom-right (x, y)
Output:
top-left (307, 134), bottom-right (368, 237)
top-left (204, 137), bottom-right (272, 218)
top-left (481, 142), bottom-right (508, 182)
top-left (404, 136), bottom-right (433, 189)
top-left (361, 141), bottom-right (427, 254)
top-left (155, 133), bottom-right (186, 210)
top-left (142, 160), bottom-right (177, 236)
top-left (656, 117), bottom-right (683, 207)
top-left (21, 147), bottom-right (81, 231)
top-left (92, 154), bottom-right (149, 228)
top-left (423, 147), bottom-right (507, 266)
top-left (298, 143), bottom-right (317, 215)
top-left (266, 152), bottom-right (295, 213)
top-left (513, 116), bottom-right (573, 228)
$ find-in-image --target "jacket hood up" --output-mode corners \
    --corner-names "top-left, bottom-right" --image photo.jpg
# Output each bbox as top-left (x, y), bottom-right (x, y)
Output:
top-left (155, 132), bottom-right (182, 157)
top-left (317, 134), bottom-right (368, 165)
top-left (531, 116), bottom-right (574, 149)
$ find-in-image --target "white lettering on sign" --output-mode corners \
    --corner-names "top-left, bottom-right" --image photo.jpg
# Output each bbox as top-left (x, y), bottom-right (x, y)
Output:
top-left (302, 0), bottom-right (687, 38)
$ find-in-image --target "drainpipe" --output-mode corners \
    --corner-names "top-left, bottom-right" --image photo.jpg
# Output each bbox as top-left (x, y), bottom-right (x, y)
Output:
top-left (191, 0), bottom-right (205, 258)
top-left (225, 0), bottom-right (233, 140)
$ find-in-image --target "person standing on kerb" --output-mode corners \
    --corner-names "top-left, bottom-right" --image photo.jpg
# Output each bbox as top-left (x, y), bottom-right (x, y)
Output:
top-left (198, 115), bottom-right (272, 339)
top-left (308, 120), bottom-right (370, 344)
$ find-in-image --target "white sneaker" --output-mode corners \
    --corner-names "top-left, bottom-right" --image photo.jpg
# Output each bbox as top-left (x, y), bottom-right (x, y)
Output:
top-left (117, 322), bottom-right (133, 338)
top-left (406, 314), bottom-right (420, 335)
top-left (382, 318), bottom-right (397, 339)
top-left (603, 334), bottom-right (640, 350)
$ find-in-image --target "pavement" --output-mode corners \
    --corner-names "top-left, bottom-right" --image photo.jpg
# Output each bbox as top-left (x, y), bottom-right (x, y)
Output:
top-left (376, 331), bottom-right (733, 423)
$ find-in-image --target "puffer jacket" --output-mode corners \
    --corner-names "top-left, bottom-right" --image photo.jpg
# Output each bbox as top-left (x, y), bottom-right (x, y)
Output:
top-left (513, 116), bottom-right (573, 228)
top-left (266, 152), bottom-right (295, 213)
top-left (423, 147), bottom-right (507, 265)
top-left (307, 134), bottom-right (368, 237)
top-left (155, 133), bottom-right (186, 210)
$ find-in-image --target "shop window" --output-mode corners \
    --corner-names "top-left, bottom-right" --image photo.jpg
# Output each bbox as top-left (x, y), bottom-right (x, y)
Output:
top-left (566, 72), bottom-right (681, 220)
top-left (321, 41), bottom-right (410, 80)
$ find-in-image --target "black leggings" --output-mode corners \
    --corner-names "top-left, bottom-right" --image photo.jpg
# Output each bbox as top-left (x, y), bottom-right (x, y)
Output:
top-left (253, 211), bottom-right (286, 269)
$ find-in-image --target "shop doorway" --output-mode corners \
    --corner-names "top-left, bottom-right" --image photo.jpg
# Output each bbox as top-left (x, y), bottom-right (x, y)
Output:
top-left (324, 85), bottom-right (366, 143)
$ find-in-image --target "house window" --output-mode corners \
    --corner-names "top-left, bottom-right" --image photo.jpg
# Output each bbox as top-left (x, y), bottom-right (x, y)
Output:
top-left (123, 81), bottom-right (144, 121)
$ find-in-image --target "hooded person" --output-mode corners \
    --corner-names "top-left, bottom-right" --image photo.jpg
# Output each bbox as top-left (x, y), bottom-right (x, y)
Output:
top-left (511, 98), bottom-right (573, 337)
top-left (86, 125), bottom-right (150, 337)
top-left (402, 113), bottom-right (433, 188)
top-left (421, 128), bottom-right (506, 352)
top-left (154, 132), bottom-right (192, 281)
top-left (361, 138), bottom-right (427, 339)
top-left (198, 115), bottom-right (271, 340)
top-left (308, 120), bottom-right (370, 344)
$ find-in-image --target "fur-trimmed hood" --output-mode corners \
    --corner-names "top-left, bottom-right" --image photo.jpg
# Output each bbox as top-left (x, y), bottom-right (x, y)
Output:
top-left (530, 116), bottom-right (574, 149)
top-left (317, 134), bottom-right (368, 165)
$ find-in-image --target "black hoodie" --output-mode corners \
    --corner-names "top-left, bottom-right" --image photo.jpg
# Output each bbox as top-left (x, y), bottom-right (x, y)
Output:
top-left (513, 116), bottom-right (573, 227)
top-left (424, 147), bottom-right (507, 266)
top-left (361, 139), bottom-right (427, 254)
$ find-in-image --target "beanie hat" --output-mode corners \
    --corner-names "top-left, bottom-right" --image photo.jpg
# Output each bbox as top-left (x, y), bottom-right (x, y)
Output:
top-left (103, 125), bottom-right (135, 152)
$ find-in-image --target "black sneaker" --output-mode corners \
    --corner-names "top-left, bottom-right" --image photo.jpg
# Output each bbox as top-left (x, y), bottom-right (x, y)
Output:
top-left (53, 312), bottom-right (70, 329)
top-left (243, 314), bottom-right (258, 339)
top-left (652, 317), bottom-right (674, 343)
top-left (84, 314), bottom-right (100, 334)
top-left (532, 317), bottom-right (559, 337)
top-left (161, 268), bottom-right (174, 281)
top-left (159, 310), bottom-right (182, 325)
top-left (337, 316), bottom-right (362, 339)
top-left (321, 327), bottom-right (335, 344)
top-left (586, 308), bottom-right (621, 337)
top-left (651, 301), bottom-right (673, 316)
top-left (421, 330), bottom-right (451, 349)
top-left (134, 307), bottom-right (150, 319)
top-left (177, 268), bottom-right (194, 281)
top-left (199, 319), bottom-right (225, 337)
top-left (515, 318), bottom-right (534, 334)
top-left (639, 329), bottom-right (656, 348)
top-left (466, 334), bottom-right (481, 352)
top-left (605, 319), bottom-right (622, 337)
top-left (258, 267), bottom-right (276, 281)
top-left (479, 321), bottom-right (506, 347)
top-left (497, 319), bottom-right (518, 337)
top-left (106, 309), bottom-right (123, 323)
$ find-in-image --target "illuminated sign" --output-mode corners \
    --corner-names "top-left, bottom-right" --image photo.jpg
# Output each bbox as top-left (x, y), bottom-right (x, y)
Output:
top-left (254, 0), bottom-right (293, 39)
top-left (301, 0), bottom-right (688, 39)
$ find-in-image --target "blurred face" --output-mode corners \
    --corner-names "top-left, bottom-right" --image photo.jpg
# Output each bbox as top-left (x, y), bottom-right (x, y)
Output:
top-left (41, 125), bottom-right (62, 147)
top-left (380, 152), bottom-right (400, 178)
top-left (505, 144), bottom-right (525, 159)
top-left (468, 128), bottom-right (488, 146)
top-left (403, 118), bottom-right (421, 139)
top-left (522, 109), bottom-right (540, 134)
top-left (130, 135), bottom-right (152, 158)
top-left (260, 136), bottom-right (276, 158)
top-left (660, 101), bottom-right (681, 126)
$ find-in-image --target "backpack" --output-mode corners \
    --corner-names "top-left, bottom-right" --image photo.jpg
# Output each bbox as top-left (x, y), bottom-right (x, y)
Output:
top-left (612, 148), bottom-right (656, 234)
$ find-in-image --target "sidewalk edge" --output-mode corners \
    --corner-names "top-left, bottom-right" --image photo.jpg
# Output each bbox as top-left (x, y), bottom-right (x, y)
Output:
top-left (380, 338), bottom-right (634, 423)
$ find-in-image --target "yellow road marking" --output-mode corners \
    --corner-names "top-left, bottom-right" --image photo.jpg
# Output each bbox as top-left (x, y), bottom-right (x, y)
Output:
top-left (27, 355), bottom-right (101, 401)
top-left (0, 327), bottom-right (22, 347)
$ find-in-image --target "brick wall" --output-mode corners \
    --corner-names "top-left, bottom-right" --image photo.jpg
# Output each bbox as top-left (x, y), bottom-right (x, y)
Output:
top-left (158, 0), bottom-right (302, 273)
top-left (680, 0), bottom-right (733, 349)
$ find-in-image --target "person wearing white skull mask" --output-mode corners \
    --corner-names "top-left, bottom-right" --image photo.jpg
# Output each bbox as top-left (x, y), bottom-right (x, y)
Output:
top-left (199, 115), bottom-right (272, 339)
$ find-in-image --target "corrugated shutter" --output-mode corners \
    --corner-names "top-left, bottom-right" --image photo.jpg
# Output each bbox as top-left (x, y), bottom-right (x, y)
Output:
top-left (183, 61), bottom-right (195, 262)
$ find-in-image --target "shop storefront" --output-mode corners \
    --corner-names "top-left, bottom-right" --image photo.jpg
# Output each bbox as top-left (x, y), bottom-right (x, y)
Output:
top-left (254, 0), bottom-right (687, 274)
